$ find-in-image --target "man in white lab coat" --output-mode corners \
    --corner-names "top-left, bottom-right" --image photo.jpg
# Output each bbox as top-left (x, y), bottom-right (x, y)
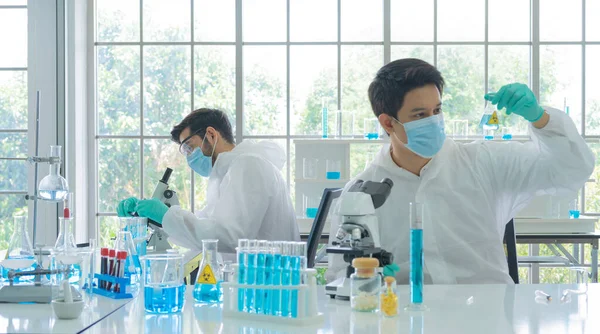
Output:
top-left (328, 58), bottom-right (594, 284)
top-left (117, 108), bottom-right (299, 254)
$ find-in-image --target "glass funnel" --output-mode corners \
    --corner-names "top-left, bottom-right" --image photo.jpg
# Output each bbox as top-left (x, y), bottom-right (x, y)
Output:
top-left (38, 145), bottom-right (69, 201)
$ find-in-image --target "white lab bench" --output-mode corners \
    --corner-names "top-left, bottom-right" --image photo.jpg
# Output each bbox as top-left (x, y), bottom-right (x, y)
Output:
top-left (83, 283), bottom-right (600, 333)
top-left (0, 293), bottom-right (131, 333)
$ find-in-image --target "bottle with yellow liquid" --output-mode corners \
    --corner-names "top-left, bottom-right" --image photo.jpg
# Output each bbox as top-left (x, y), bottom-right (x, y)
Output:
top-left (381, 276), bottom-right (398, 317)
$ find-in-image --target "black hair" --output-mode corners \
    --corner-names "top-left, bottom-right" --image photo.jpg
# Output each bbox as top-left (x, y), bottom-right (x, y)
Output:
top-left (368, 58), bottom-right (445, 118)
top-left (170, 108), bottom-right (235, 145)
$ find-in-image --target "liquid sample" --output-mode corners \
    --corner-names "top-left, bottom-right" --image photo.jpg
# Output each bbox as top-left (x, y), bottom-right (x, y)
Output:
top-left (144, 285), bottom-right (185, 313)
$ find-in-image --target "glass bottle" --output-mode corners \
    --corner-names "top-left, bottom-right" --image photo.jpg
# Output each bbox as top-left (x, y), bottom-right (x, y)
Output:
top-left (194, 239), bottom-right (223, 304)
top-left (350, 257), bottom-right (381, 313)
top-left (38, 145), bottom-right (69, 201)
top-left (381, 276), bottom-right (398, 317)
top-left (4, 216), bottom-right (36, 283)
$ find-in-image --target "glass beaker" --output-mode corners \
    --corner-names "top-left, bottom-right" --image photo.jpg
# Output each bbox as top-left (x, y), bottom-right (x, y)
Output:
top-left (326, 159), bottom-right (341, 180)
top-left (455, 120), bottom-right (469, 138)
top-left (302, 158), bottom-right (318, 179)
top-left (38, 145), bottom-right (69, 201)
top-left (120, 217), bottom-right (148, 258)
top-left (569, 266), bottom-right (589, 294)
top-left (194, 239), bottom-right (223, 304)
top-left (364, 118), bottom-right (380, 140)
top-left (303, 195), bottom-right (320, 219)
top-left (569, 196), bottom-right (580, 219)
top-left (113, 230), bottom-right (141, 294)
top-left (142, 252), bottom-right (186, 313)
top-left (501, 127), bottom-right (513, 140)
top-left (3, 216), bottom-right (36, 284)
top-left (51, 247), bottom-right (93, 306)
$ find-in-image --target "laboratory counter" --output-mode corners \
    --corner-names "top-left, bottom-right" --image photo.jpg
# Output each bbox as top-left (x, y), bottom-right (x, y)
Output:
top-left (85, 283), bottom-right (600, 333)
top-left (0, 293), bottom-right (131, 333)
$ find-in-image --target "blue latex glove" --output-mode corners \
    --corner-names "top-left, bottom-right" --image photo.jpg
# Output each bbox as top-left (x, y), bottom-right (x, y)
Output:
top-left (135, 198), bottom-right (169, 224)
top-left (484, 83), bottom-right (544, 122)
top-left (383, 263), bottom-right (400, 277)
top-left (116, 197), bottom-right (139, 217)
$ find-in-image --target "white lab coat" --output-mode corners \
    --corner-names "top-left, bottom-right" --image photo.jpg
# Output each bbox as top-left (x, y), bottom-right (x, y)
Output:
top-left (163, 140), bottom-right (300, 255)
top-left (328, 107), bottom-right (594, 284)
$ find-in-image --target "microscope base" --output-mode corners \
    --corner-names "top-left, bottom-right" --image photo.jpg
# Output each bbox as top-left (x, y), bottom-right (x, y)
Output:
top-left (325, 277), bottom-right (351, 300)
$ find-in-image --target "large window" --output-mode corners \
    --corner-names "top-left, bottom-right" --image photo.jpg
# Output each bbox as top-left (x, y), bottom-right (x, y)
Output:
top-left (0, 1), bottom-right (28, 249)
top-left (93, 1), bottom-right (599, 255)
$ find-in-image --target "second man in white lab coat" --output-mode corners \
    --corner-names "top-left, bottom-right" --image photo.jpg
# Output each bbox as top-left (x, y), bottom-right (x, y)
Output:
top-left (328, 58), bottom-right (594, 284)
top-left (118, 108), bottom-right (299, 255)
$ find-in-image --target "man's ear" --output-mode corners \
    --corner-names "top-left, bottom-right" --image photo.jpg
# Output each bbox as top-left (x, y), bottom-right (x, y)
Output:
top-left (378, 114), bottom-right (395, 135)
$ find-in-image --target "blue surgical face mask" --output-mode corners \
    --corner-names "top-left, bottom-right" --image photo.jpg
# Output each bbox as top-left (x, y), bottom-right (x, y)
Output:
top-left (392, 114), bottom-right (446, 158)
top-left (187, 135), bottom-right (217, 177)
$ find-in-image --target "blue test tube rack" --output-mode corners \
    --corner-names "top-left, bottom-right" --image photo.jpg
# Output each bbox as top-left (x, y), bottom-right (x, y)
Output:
top-left (92, 273), bottom-right (135, 299)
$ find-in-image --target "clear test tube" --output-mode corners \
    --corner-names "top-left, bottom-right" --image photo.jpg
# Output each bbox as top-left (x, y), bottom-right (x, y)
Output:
top-left (281, 242), bottom-right (293, 317)
top-left (291, 242), bottom-right (307, 318)
top-left (245, 240), bottom-right (258, 312)
top-left (236, 239), bottom-right (249, 312)
top-left (270, 241), bottom-right (283, 316)
top-left (255, 240), bottom-right (268, 313)
top-left (405, 202), bottom-right (427, 311)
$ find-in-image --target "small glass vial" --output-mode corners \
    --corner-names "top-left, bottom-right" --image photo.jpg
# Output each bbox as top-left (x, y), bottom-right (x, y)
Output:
top-left (381, 276), bottom-right (398, 317)
top-left (350, 257), bottom-right (381, 313)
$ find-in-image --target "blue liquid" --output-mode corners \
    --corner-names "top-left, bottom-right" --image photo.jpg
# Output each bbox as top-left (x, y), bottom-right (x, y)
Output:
top-left (144, 285), bottom-right (185, 313)
top-left (322, 107), bottom-right (328, 138)
top-left (326, 171), bottom-right (341, 180)
top-left (364, 133), bottom-right (379, 140)
top-left (263, 253), bottom-right (274, 314)
top-left (502, 134), bottom-right (512, 140)
top-left (410, 229), bottom-right (423, 304)
top-left (193, 281), bottom-right (222, 303)
top-left (245, 252), bottom-right (257, 312)
top-left (570, 210), bottom-right (580, 219)
top-left (484, 135), bottom-right (494, 140)
top-left (479, 114), bottom-right (499, 130)
top-left (38, 190), bottom-right (68, 201)
top-left (255, 252), bottom-right (266, 313)
top-left (2, 257), bottom-right (36, 284)
top-left (271, 254), bottom-right (282, 316)
top-left (305, 208), bottom-right (318, 219)
top-left (237, 251), bottom-right (246, 312)
top-left (281, 255), bottom-right (292, 317)
top-left (290, 256), bottom-right (301, 318)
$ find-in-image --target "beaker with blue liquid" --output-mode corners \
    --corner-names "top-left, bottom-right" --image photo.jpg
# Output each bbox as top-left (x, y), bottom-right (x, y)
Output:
top-left (194, 239), bottom-right (223, 304)
top-left (326, 160), bottom-right (341, 180)
top-left (143, 253), bottom-right (186, 313)
top-left (364, 118), bottom-right (380, 140)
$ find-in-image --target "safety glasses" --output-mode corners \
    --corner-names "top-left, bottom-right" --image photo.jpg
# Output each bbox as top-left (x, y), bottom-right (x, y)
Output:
top-left (178, 130), bottom-right (202, 156)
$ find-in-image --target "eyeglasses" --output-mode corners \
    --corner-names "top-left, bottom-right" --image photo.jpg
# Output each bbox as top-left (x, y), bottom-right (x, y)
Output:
top-left (178, 130), bottom-right (202, 156)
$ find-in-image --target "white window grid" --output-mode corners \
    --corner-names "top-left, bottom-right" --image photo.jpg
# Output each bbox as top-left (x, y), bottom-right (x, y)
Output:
top-left (0, 2), bottom-right (28, 200)
top-left (92, 0), bottom-right (600, 223)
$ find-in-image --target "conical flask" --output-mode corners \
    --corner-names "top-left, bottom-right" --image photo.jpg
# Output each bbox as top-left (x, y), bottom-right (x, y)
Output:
top-left (54, 217), bottom-right (77, 251)
top-left (193, 239), bottom-right (223, 304)
top-left (4, 216), bottom-right (36, 283)
top-left (38, 145), bottom-right (69, 201)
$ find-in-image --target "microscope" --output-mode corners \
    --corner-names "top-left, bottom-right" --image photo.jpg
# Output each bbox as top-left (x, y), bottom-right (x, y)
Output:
top-left (145, 168), bottom-right (180, 253)
top-left (325, 178), bottom-right (394, 300)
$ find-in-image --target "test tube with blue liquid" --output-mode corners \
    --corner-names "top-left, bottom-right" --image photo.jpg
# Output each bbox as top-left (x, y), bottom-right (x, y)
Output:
top-left (291, 242), bottom-right (307, 318)
top-left (570, 196), bottom-right (580, 219)
top-left (245, 240), bottom-right (258, 312)
top-left (262, 241), bottom-right (274, 314)
top-left (255, 240), bottom-right (267, 313)
top-left (236, 239), bottom-right (248, 311)
top-left (270, 241), bottom-right (283, 316)
top-left (280, 242), bottom-right (293, 317)
top-left (405, 202), bottom-right (427, 311)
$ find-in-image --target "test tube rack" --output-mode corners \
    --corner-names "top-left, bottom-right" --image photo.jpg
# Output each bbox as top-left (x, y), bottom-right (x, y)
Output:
top-left (92, 273), bottom-right (134, 299)
top-left (221, 268), bottom-right (324, 326)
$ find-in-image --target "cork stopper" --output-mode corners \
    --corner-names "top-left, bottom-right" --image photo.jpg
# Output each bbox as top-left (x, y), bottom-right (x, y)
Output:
top-left (384, 276), bottom-right (396, 286)
top-left (352, 257), bottom-right (379, 269)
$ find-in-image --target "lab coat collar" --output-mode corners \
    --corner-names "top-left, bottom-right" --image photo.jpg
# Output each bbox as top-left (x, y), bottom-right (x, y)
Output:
top-left (374, 138), bottom-right (455, 179)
